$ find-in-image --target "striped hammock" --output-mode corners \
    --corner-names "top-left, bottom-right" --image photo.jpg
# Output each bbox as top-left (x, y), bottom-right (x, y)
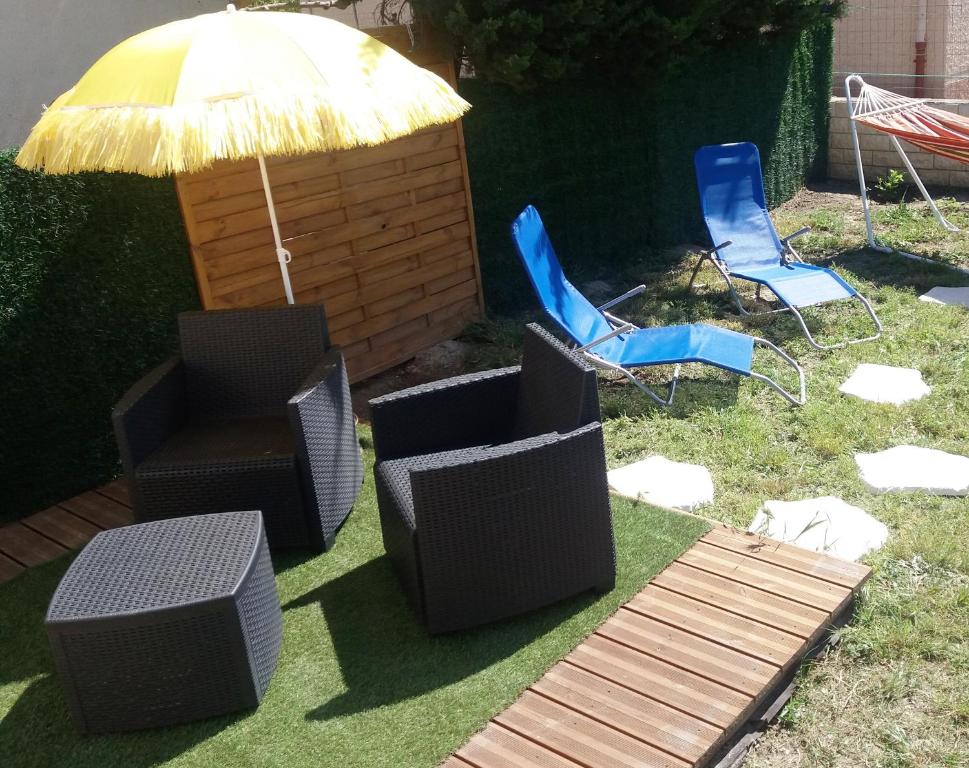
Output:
top-left (851, 82), bottom-right (969, 165)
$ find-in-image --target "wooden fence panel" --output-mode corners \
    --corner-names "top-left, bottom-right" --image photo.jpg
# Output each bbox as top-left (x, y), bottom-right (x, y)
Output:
top-left (174, 25), bottom-right (483, 383)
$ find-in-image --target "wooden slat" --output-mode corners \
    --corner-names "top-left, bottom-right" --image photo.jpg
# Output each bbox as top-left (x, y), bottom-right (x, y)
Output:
top-left (700, 528), bottom-right (871, 589)
top-left (597, 610), bottom-right (776, 694)
top-left (0, 552), bottom-right (26, 584)
top-left (21, 507), bottom-right (102, 550)
top-left (0, 523), bottom-right (69, 567)
top-left (446, 527), bottom-right (870, 768)
top-left (629, 586), bottom-right (805, 663)
top-left (96, 479), bottom-right (131, 507)
top-left (568, 635), bottom-right (746, 729)
top-left (495, 691), bottom-right (690, 768)
top-left (58, 492), bottom-right (134, 530)
top-left (678, 542), bottom-right (849, 613)
top-left (651, 562), bottom-right (827, 639)
top-left (458, 723), bottom-right (585, 768)
top-left (440, 758), bottom-right (474, 768)
top-left (536, 664), bottom-right (720, 764)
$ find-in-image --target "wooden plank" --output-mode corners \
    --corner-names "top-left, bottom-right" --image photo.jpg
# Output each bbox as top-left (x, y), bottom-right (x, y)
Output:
top-left (567, 635), bottom-right (746, 729)
top-left (333, 279), bottom-right (477, 347)
top-left (678, 542), bottom-right (849, 613)
top-left (440, 758), bottom-right (474, 768)
top-left (343, 310), bottom-right (475, 383)
top-left (457, 723), bottom-right (585, 768)
top-left (495, 691), bottom-right (690, 768)
top-left (58, 492), bottom-right (134, 530)
top-left (628, 586), bottom-right (805, 664)
top-left (446, 533), bottom-right (871, 768)
top-left (536, 664), bottom-right (720, 764)
top-left (193, 173), bottom-right (342, 222)
top-left (0, 552), bottom-right (26, 584)
top-left (96, 479), bottom-right (131, 508)
top-left (597, 609), bottom-right (777, 695)
top-left (701, 527), bottom-right (871, 589)
top-left (651, 562), bottom-right (827, 640)
top-left (21, 507), bottom-right (102, 550)
top-left (0, 523), bottom-right (69, 567)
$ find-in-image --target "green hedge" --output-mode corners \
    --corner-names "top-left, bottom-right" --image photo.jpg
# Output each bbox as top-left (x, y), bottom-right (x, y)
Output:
top-left (460, 23), bottom-right (834, 311)
top-left (0, 151), bottom-right (197, 522)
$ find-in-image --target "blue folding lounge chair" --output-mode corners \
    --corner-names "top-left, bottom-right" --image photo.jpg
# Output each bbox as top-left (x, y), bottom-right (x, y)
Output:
top-left (693, 142), bottom-right (881, 350)
top-left (511, 206), bottom-right (806, 406)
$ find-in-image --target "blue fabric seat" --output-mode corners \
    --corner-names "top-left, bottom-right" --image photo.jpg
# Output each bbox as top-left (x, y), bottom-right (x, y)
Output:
top-left (694, 142), bottom-right (881, 348)
top-left (511, 205), bottom-right (804, 406)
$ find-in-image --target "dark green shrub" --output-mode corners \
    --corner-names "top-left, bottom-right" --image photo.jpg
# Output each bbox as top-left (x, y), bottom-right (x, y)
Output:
top-left (460, 23), bottom-right (834, 311)
top-left (411, 0), bottom-right (843, 89)
top-left (0, 151), bottom-right (198, 522)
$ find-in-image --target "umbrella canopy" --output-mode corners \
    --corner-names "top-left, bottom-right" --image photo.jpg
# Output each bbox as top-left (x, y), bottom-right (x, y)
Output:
top-left (15, 5), bottom-right (470, 176)
top-left (15, 4), bottom-right (471, 304)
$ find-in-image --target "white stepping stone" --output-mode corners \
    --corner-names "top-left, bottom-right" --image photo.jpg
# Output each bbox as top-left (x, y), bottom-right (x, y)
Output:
top-left (919, 286), bottom-right (969, 308)
top-left (607, 456), bottom-right (713, 511)
top-left (838, 363), bottom-right (931, 405)
top-left (748, 496), bottom-right (888, 562)
top-left (855, 445), bottom-right (969, 495)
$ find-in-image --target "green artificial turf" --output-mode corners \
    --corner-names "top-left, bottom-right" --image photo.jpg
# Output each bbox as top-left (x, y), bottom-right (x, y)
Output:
top-left (0, 425), bottom-right (708, 768)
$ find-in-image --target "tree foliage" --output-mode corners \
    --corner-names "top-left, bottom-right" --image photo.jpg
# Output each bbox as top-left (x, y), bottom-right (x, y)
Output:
top-left (407, 0), bottom-right (843, 88)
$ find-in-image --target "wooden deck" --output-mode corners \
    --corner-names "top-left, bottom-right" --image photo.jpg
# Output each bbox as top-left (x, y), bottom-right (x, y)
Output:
top-left (0, 480), bottom-right (132, 582)
top-left (445, 527), bottom-right (871, 768)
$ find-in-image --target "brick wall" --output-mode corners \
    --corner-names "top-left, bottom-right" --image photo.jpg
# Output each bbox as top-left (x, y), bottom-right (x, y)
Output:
top-left (829, 96), bottom-right (969, 188)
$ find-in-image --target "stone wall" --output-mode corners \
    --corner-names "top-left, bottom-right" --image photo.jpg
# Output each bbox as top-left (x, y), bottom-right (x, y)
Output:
top-left (828, 96), bottom-right (969, 188)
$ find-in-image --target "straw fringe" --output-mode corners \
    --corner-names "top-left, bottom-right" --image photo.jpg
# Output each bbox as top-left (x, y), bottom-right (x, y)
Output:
top-left (16, 82), bottom-right (470, 176)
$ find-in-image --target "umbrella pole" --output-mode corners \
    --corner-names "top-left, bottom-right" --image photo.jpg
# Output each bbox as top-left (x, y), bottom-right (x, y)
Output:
top-left (257, 154), bottom-right (296, 304)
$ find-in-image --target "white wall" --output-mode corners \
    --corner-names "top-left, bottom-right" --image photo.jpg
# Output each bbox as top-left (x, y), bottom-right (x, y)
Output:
top-left (829, 96), bottom-right (969, 189)
top-left (0, 0), bottom-right (394, 150)
top-left (0, 1), bottom-right (230, 149)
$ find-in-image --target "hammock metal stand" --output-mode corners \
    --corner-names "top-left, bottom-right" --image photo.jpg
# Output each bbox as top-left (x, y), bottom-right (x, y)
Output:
top-left (845, 74), bottom-right (963, 260)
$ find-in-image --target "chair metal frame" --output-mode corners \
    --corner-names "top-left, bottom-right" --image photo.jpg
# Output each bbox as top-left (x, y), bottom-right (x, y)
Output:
top-left (573, 287), bottom-right (806, 406)
top-left (687, 233), bottom-right (883, 351)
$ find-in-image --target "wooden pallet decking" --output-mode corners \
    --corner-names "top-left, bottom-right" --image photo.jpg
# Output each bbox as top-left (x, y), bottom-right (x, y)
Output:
top-left (446, 527), bottom-right (871, 768)
top-left (0, 480), bottom-right (132, 581)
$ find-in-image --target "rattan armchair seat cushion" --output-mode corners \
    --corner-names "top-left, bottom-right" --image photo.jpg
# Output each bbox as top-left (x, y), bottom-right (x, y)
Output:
top-left (46, 511), bottom-right (282, 734)
top-left (138, 416), bottom-right (294, 469)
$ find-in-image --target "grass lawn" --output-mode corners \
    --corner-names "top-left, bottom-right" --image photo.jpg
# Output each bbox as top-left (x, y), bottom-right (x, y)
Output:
top-left (2, 183), bottom-right (967, 768)
top-left (0, 426), bottom-right (707, 768)
top-left (462, 183), bottom-right (969, 767)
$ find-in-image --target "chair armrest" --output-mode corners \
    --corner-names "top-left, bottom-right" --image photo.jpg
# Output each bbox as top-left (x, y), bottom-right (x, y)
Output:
top-left (697, 240), bottom-right (733, 260)
top-left (288, 347), bottom-right (363, 547)
top-left (781, 226), bottom-right (811, 263)
top-left (577, 322), bottom-right (636, 353)
top-left (111, 356), bottom-right (186, 478)
top-left (781, 226), bottom-right (811, 245)
top-left (408, 422), bottom-right (615, 633)
top-left (597, 284), bottom-right (646, 312)
top-left (369, 366), bottom-right (521, 462)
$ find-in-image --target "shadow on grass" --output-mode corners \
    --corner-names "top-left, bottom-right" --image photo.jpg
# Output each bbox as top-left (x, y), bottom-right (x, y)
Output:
top-left (288, 557), bottom-right (593, 721)
top-left (0, 559), bottom-right (235, 768)
top-left (833, 248), bottom-right (969, 293)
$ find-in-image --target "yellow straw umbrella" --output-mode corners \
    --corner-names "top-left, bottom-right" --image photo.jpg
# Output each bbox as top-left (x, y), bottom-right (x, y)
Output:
top-left (16, 3), bottom-right (470, 303)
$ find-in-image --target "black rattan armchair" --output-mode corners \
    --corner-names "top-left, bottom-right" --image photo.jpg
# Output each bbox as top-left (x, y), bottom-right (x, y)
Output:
top-left (113, 305), bottom-right (362, 552)
top-left (370, 323), bottom-right (616, 634)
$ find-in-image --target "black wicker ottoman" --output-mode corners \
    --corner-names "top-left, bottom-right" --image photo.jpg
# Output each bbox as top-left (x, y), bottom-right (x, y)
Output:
top-left (45, 510), bottom-right (282, 734)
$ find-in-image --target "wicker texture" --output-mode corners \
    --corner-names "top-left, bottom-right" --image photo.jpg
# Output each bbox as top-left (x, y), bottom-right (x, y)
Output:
top-left (45, 511), bottom-right (282, 734)
top-left (113, 305), bottom-right (362, 551)
top-left (370, 323), bottom-right (615, 634)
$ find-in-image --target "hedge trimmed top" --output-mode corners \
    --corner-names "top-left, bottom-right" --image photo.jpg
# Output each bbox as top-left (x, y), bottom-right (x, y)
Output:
top-left (409, 0), bottom-right (843, 88)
